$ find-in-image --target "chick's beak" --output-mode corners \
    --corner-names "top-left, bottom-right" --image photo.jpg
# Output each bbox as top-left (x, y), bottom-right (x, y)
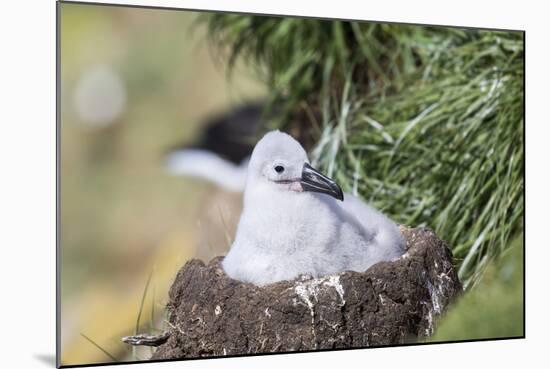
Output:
top-left (300, 163), bottom-right (344, 201)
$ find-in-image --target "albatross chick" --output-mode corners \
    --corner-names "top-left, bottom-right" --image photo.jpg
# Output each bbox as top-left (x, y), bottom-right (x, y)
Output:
top-left (223, 131), bottom-right (404, 286)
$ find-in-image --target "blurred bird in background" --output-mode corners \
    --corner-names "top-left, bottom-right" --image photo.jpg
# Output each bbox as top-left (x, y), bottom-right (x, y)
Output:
top-left (165, 102), bottom-right (265, 192)
top-left (163, 102), bottom-right (272, 261)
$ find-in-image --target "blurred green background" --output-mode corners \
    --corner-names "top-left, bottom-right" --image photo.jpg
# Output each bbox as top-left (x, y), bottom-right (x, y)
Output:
top-left (60, 3), bottom-right (264, 365)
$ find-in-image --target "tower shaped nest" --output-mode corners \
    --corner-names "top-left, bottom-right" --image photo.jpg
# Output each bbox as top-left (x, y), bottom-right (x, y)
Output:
top-left (152, 227), bottom-right (461, 359)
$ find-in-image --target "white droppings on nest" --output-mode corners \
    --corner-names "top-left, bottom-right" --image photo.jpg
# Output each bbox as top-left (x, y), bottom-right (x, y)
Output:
top-left (426, 279), bottom-right (442, 314)
top-left (425, 308), bottom-right (434, 336)
top-left (420, 267), bottom-right (456, 337)
top-left (373, 278), bottom-right (388, 290)
top-left (259, 337), bottom-right (268, 350)
top-left (325, 275), bottom-right (346, 305)
top-left (165, 320), bottom-right (186, 336)
top-left (294, 275), bottom-right (346, 316)
top-left (438, 272), bottom-right (452, 283)
top-left (378, 294), bottom-right (386, 306)
top-left (419, 301), bottom-right (435, 336)
top-left (294, 275), bottom-right (347, 348)
top-left (223, 348), bottom-right (227, 356)
top-left (320, 317), bottom-right (341, 331)
top-left (264, 307), bottom-right (271, 318)
top-left (214, 305), bottom-right (222, 316)
top-left (294, 283), bottom-right (316, 321)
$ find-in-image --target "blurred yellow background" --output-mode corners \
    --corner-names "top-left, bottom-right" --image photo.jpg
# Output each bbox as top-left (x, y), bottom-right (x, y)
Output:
top-left (60, 3), bottom-right (264, 365)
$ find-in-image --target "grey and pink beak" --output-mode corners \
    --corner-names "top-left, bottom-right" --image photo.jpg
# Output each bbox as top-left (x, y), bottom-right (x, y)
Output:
top-left (300, 163), bottom-right (344, 201)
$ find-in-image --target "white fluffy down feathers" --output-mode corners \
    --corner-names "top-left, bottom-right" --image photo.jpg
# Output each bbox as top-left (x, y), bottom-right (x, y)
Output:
top-left (222, 131), bottom-right (404, 286)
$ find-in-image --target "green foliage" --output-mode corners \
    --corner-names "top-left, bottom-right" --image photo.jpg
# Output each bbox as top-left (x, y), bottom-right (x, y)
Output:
top-left (431, 236), bottom-right (523, 341)
top-left (205, 15), bottom-right (434, 118)
top-left (204, 15), bottom-right (524, 288)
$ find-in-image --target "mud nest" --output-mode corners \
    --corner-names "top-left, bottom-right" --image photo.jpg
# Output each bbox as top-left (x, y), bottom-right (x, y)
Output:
top-left (151, 227), bottom-right (461, 359)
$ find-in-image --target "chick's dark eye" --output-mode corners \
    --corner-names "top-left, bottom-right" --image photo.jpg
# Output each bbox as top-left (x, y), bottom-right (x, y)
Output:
top-left (274, 165), bottom-right (285, 173)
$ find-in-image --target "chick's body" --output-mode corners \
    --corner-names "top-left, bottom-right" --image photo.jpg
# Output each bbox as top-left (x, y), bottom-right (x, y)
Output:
top-left (222, 131), bottom-right (404, 286)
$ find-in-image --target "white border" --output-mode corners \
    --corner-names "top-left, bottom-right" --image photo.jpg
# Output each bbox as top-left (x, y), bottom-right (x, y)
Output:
top-left (1, 0), bottom-right (547, 368)
top-left (62, 0), bottom-right (527, 31)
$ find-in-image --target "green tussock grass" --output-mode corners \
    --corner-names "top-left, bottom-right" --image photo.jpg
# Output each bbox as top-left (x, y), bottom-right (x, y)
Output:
top-left (203, 15), bottom-right (524, 288)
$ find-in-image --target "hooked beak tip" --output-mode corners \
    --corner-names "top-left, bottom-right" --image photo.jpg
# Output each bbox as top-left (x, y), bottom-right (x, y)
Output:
top-left (301, 163), bottom-right (344, 202)
top-left (335, 187), bottom-right (344, 201)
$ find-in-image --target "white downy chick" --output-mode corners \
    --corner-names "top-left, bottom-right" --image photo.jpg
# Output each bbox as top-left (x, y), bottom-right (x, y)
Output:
top-left (223, 131), bottom-right (404, 286)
